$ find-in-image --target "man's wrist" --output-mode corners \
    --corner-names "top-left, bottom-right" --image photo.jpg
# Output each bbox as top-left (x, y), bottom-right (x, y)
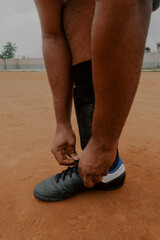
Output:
top-left (56, 121), bottom-right (72, 131)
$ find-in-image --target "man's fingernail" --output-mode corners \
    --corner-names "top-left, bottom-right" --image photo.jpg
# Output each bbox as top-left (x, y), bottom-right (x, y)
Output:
top-left (73, 155), bottom-right (80, 160)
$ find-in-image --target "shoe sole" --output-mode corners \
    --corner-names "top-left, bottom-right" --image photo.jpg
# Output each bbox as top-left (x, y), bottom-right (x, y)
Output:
top-left (34, 192), bottom-right (72, 202)
top-left (93, 172), bottom-right (126, 191)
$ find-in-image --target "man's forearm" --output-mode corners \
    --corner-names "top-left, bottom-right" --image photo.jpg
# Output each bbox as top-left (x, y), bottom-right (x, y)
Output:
top-left (91, 0), bottom-right (152, 146)
top-left (34, 0), bottom-right (73, 128)
top-left (43, 35), bottom-right (73, 127)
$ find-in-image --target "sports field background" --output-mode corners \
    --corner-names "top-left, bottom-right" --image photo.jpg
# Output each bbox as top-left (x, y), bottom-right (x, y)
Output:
top-left (0, 72), bottom-right (160, 240)
top-left (0, 51), bottom-right (160, 71)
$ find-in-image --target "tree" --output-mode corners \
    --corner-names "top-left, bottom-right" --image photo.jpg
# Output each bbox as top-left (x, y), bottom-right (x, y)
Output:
top-left (2, 42), bottom-right (17, 59)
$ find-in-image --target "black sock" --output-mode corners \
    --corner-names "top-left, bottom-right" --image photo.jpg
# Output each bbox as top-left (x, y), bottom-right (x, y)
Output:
top-left (72, 60), bottom-right (93, 88)
top-left (72, 60), bottom-right (119, 171)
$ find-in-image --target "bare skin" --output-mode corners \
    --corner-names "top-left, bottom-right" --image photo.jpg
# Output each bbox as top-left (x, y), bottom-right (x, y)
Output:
top-left (64, 0), bottom-right (152, 187)
top-left (35, 0), bottom-right (152, 187)
top-left (79, 0), bottom-right (152, 187)
top-left (34, 0), bottom-right (80, 166)
top-left (63, 0), bottom-right (95, 65)
top-left (34, 0), bottom-right (94, 168)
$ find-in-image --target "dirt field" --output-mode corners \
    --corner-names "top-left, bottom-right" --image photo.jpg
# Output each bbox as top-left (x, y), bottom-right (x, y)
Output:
top-left (0, 72), bottom-right (160, 240)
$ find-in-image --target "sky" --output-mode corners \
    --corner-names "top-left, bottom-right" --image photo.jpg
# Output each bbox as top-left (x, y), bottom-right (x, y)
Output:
top-left (0, 0), bottom-right (159, 58)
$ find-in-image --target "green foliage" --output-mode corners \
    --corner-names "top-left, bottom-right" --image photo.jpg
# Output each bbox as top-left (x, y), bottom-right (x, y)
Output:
top-left (1, 42), bottom-right (17, 59)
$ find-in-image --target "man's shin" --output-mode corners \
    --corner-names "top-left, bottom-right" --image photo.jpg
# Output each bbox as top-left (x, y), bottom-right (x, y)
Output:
top-left (72, 60), bottom-right (119, 170)
top-left (72, 60), bottom-right (94, 150)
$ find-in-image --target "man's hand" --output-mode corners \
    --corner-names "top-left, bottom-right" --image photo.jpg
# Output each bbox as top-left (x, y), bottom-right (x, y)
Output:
top-left (51, 125), bottom-right (80, 166)
top-left (79, 138), bottom-right (117, 188)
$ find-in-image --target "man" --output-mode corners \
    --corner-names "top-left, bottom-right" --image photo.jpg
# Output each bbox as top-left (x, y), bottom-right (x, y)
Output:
top-left (34, 0), bottom-right (159, 201)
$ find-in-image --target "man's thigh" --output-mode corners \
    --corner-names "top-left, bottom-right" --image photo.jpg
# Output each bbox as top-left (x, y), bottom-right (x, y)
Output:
top-left (63, 0), bottom-right (95, 66)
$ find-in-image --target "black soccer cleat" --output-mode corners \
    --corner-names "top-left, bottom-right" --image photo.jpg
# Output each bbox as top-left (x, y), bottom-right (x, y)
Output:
top-left (34, 157), bottom-right (126, 202)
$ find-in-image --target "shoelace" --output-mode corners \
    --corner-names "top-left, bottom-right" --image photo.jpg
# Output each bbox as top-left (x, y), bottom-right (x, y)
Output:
top-left (55, 164), bottom-right (79, 183)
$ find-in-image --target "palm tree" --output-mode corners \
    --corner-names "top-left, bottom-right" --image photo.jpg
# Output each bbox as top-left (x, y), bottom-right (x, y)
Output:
top-left (3, 42), bottom-right (17, 59)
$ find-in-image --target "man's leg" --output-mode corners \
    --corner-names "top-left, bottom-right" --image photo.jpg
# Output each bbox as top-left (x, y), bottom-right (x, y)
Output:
top-left (64, 0), bottom-right (122, 171)
top-left (72, 60), bottom-right (119, 170)
top-left (72, 60), bottom-right (93, 150)
top-left (34, 58), bottom-right (126, 202)
top-left (63, 0), bottom-right (95, 65)
top-left (78, 0), bottom-right (152, 187)
top-left (90, 0), bottom-right (152, 142)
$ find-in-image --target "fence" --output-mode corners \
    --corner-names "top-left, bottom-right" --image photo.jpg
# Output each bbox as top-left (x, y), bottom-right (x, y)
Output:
top-left (0, 58), bottom-right (45, 70)
top-left (142, 52), bottom-right (160, 69)
top-left (0, 53), bottom-right (160, 70)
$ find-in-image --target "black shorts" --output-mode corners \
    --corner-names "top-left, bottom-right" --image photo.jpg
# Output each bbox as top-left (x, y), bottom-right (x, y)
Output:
top-left (153, 0), bottom-right (160, 11)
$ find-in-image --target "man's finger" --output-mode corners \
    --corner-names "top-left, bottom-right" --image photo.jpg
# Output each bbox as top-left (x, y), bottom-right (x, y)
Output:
top-left (60, 159), bottom-right (76, 166)
top-left (67, 145), bottom-right (80, 161)
top-left (70, 153), bottom-right (80, 161)
top-left (79, 168), bottom-right (84, 180)
top-left (83, 177), bottom-right (95, 188)
top-left (54, 151), bottom-right (75, 166)
top-left (61, 153), bottom-right (76, 165)
top-left (83, 174), bottom-right (103, 188)
top-left (94, 176), bottom-right (103, 183)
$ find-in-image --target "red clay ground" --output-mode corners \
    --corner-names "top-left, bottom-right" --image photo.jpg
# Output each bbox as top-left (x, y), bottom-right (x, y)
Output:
top-left (0, 72), bottom-right (160, 240)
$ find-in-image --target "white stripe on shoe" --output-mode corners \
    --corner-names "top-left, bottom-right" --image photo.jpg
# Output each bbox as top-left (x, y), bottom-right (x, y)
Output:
top-left (102, 164), bottom-right (126, 183)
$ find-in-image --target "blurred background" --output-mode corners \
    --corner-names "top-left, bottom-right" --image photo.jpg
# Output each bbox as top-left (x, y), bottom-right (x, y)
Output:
top-left (0, 0), bottom-right (159, 69)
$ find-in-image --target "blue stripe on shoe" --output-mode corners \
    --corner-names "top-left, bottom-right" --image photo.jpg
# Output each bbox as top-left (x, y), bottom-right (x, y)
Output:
top-left (102, 158), bottom-right (125, 184)
top-left (108, 157), bottom-right (123, 174)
